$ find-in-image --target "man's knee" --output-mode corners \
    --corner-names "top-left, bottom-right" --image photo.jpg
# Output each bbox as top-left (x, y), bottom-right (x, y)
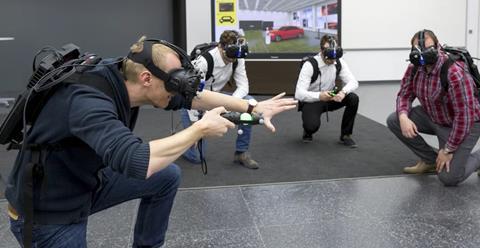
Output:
top-left (159, 164), bottom-right (182, 189)
top-left (437, 172), bottom-right (463, 187)
top-left (386, 112), bottom-right (399, 130)
top-left (346, 92), bottom-right (359, 106)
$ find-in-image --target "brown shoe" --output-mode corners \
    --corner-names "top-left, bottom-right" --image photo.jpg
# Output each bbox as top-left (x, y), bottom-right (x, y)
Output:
top-left (234, 152), bottom-right (259, 169)
top-left (403, 161), bottom-right (436, 174)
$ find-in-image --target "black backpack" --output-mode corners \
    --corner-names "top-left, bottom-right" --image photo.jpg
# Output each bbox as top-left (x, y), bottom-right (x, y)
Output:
top-left (0, 44), bottom-right (119, 149)
top-left (410, 46), bottom-right (480, 94)
top-left (296, 56), bottom-right (342, 111)
top-left (0, 43), bottom-right (125, 248)
top-left (190, 42), bottom-right (238, 82)
top-left (300, 56), bottom-right (341, 84)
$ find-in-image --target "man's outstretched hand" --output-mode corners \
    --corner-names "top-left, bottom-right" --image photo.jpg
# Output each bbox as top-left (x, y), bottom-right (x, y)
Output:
top-left (254, 92), bottom-right (297, 132)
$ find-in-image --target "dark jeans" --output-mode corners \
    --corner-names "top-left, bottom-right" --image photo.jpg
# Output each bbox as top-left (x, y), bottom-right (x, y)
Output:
top-left (301, 92), bottom-right (359, 137)
top-left (180, 94), bottom-right (254, 157)
top-left (10, 164), bottom-right (181, 248)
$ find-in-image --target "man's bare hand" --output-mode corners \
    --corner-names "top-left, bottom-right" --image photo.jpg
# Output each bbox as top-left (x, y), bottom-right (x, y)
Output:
top-left (319, 91), bottom-right (334, 102)
top-left (254, 92), bottom-right (297, 132)
top-left (399, 114), bottom-right (418, 138)
top-left (436, 150), bottom-right (453, 173)
top-left (194, 107), bottom-right (235, 137)
top-left (332, 91), bottom-right (346, 102)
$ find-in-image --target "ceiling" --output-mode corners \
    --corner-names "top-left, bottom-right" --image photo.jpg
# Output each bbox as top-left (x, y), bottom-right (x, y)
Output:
top-left (239, 0), bottom-right (332, 12)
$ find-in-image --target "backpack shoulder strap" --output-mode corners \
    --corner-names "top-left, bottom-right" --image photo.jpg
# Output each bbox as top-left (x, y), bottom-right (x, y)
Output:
top-left (232, 60), bottom-right (238, 74)
top-left (200, 52), bottom-right (214, 81)
top-left (307, 57), bottom-right (320, 85)
top-left (63, 73), bottom-right (115, 100)
top-left (440, 55), bottom-right (458, 92)
top-left (335, 58), bottom-right (342, 79)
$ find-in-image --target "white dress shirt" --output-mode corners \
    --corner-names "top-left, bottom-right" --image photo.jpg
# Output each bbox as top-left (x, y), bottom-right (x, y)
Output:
top-left (193, 47), bottom-right (249, 99)
top-left (294, 54), bottom-right (358, 102)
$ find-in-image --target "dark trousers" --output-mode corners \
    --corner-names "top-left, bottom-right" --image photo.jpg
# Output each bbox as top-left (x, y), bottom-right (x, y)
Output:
top-left (10, 164), bottom-right (181, 248)
top-left (387, 106), bottom-right (480, 186)
top-left (301, 92), bottom-right (359, 137)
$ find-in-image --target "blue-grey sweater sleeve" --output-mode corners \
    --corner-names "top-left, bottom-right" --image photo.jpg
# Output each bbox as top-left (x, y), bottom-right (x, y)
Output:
top-left (68, 88), bottom-right (149, 179)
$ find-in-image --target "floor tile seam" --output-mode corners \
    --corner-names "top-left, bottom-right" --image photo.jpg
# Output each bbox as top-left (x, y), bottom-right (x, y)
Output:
top-left (237, 187), bottom-right (268, 248)
top-left (200, 208), bottom-right (477, 230)
top-left (166, 225), bottom-right (263, 236)
top-left (245, 209), bottom-right (475, 230)
top-left (177, 174), bottom-right (433, 192)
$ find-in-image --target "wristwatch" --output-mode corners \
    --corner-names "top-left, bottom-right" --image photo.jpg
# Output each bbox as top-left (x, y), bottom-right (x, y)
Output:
top-left (247, 98), bottom-right (258, 114)
top-left (443, 148), bottom-right (454, 155)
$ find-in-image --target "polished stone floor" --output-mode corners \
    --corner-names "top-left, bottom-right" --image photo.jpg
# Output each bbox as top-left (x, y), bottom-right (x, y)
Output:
top-left (2, 83), bottom-right (480, 247)
top-left (2, 174), bottom-right (480, 248)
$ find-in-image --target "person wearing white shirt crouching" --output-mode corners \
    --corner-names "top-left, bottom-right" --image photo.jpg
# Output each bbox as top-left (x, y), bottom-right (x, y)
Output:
top-left (294, 35), bottom-right (359, 147)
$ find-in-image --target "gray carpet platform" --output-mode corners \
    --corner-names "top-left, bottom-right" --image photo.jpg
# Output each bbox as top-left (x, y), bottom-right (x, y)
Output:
top-left (1, 104), bottom-right (417, 196)
top-left (2, 175), bottom-right (480, 247)
top-left (134, 107), bottom-right (418, 188)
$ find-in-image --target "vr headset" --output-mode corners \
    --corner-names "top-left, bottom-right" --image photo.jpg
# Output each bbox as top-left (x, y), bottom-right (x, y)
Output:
top-left (223, 36), bottom-right (249, 59)
top-left (322, 36), bottom-right (343, 60)
top-left (409, 30), bottom-right (438, 66)
top-left (127, 39), bottom-right (202, 99)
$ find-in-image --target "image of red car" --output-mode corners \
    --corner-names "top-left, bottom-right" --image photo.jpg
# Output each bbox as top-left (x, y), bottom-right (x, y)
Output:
top-left (269, 26), bottom-right (304, 42)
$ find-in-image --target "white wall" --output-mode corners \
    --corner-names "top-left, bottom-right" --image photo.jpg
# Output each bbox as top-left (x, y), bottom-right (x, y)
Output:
top-left (238, 10), bottom-right (289, 29)
top-left (185, 0), bottom-right (212, 55)
top-left (342, 0), bottom-right (466, 49)
top-left (186, 0), bottom-right (479, 82)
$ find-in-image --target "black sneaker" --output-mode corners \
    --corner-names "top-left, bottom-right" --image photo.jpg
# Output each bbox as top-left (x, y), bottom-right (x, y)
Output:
top-left (339, 135), bottom-right (357, 148)
top-left (302, 132), bottom-right (313, 143)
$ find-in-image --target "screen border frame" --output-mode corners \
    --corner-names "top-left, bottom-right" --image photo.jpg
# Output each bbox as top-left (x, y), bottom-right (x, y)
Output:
top-left (210, 0), bottom-right (342, 59)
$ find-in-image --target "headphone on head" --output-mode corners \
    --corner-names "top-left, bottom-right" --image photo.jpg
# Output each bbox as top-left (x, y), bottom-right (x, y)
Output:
top-left (127, 39), bottom-right (202, 102)
top-left (409, 29), bottom-right (439, 66)
top-left (221, 31), bottom-right (249, 59)
top-left (322, 35), bottom-right (343, 60)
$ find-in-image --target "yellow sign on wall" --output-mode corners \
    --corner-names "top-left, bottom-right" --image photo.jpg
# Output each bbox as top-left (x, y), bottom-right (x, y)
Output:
top-left (215, 0), bottom-right (237, 26)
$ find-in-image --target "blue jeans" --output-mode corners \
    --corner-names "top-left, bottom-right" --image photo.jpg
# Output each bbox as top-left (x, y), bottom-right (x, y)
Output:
top-left (180, 95), bottom-right (254, 160)
top-left (10, 164), bottom-right (181, 248)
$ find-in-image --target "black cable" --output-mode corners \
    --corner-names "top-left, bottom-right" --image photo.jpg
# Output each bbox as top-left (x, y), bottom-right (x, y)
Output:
top-left (198, 138), bottom-right (207, 175)
top-left (21, 88), bottom-right (35, 151)
top-left (196, 111), bottom-right (208, 175)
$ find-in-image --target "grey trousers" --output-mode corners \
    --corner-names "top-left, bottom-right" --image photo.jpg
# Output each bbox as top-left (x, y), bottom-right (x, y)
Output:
top-left (387, 106), bottom-right (480, 186)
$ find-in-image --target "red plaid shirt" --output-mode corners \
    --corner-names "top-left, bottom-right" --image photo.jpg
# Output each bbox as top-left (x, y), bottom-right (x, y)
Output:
top-left (396, 51), bottom-right (480, 151)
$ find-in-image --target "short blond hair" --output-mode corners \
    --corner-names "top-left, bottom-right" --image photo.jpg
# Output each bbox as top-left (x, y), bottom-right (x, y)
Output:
top-left (123, 36), bottom-right (178, 82)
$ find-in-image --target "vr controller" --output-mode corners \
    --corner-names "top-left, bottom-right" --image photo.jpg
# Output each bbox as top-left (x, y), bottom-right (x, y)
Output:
top-left (327, 86), bottom-right (340, 97)
top-left (221, 112), bottom-right (263, 135)
top-left (220, 112), bottom-right (263, 125)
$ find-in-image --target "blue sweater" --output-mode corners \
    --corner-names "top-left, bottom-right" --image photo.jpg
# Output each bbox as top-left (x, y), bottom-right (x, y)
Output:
top-left (5, 59), bottom-right (184, 224)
